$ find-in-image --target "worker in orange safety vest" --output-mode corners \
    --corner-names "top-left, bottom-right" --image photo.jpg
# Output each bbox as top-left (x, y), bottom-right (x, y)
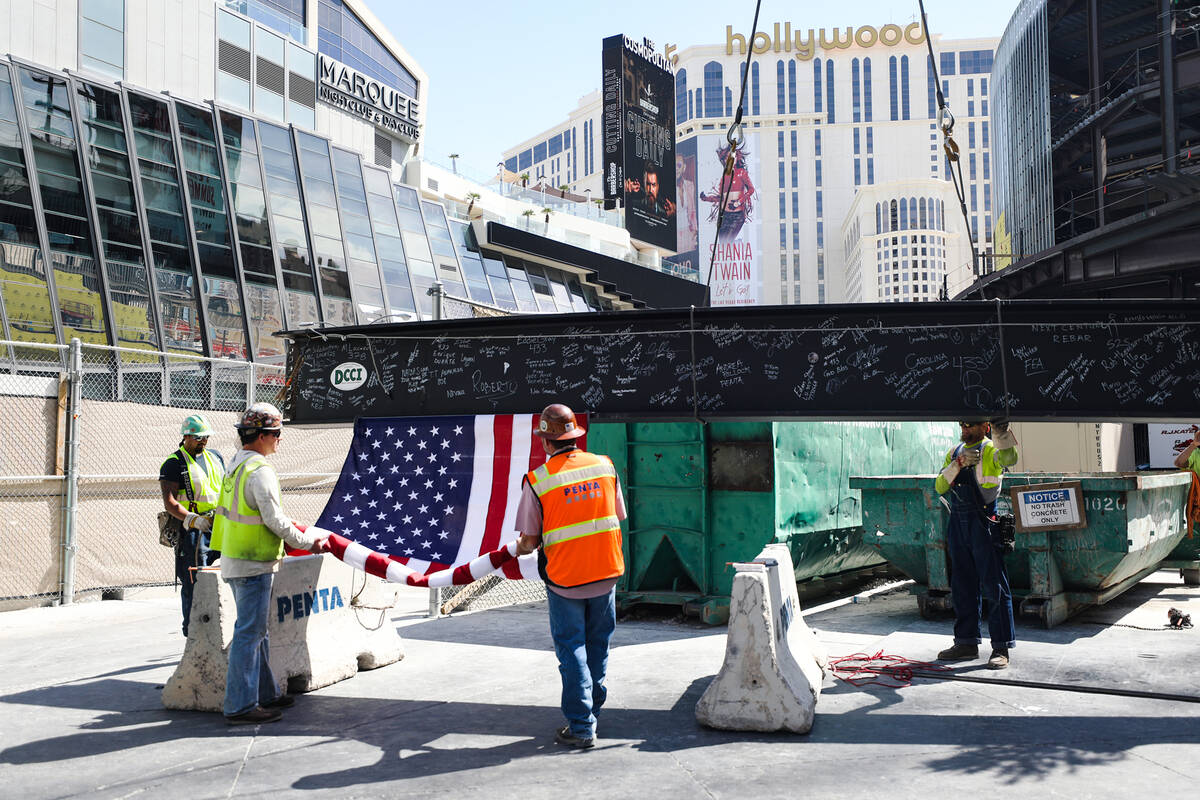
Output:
top-left (516, 403), bottom-right (627, 749)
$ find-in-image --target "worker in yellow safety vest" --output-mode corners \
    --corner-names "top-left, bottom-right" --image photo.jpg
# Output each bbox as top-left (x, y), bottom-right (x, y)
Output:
top-left (516, 403), bottom-right (627, 749)
top-left (934, 418), bottom-right (1019, 670)
top-left (159, 414), bottom-right (225, 637)
top-left (213, 402), bottom-right (329, 726)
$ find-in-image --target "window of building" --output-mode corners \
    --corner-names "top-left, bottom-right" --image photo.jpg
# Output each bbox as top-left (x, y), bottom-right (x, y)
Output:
top-left (225, 0), bottom-right (306, 42)
top-left (863, 58), bottom-right (873, 122)
top-left (852, 58), bottom-right (861, 123)
top-left (969, 122), bottom-right (976, 149)
top-left (889, 56), bottom-right (898, 121)
top-left (676, 68), bottom-right (688, 124)
top-left (867, 158), bottom-right (874, 184)
top-left (175, 101), bottom-right (250, 356)
top-left (853, 128), bottom-right (860, 155)
top-left (318, 0), bottom-right (418, 98)
top-left (982, 121), bottom-right (989, 148)
top-left (779, 192), bottom-right (786, 218)
top-left (258, 121), bottom-right (319, 327)
top-left (814, 129), bottom-right (822, 156)
top-left (704, 61), bottom-right (724, 117)
top-left (752, 62), bottom-right (760, 115)
top-left (900, 55), bottom-right (910, 120)
top-left (790, 130), bottom-right (797, 157)
top-left (72, 80), bottom-right (160, 352)
top-left (793, 222), bottom-right (801, 249)
top-left (361, 166), bottom-right (416, 318)
top-left (787, 59), bottom-right (797, 114)
top-left (983, 152), bottom-right (990, 180)
top-left (854, 160), bottom-right (861, 186)
top-left (940, 51), bottom-right (956, 76)
top-left (777, 60), bottom-right (787, 114)
top-left (825, 61), bottom-right (835, 123)
top-left (80, 0), bottom-right (125, 79)
top-left (791, 161), bottom-right (798, 188)
top-left (926, 55), bottom-right (938, 119)
top-left (812, 59), bottom-right (822, 113)
top-left (294, 130), bottom-right (356, 326)
top-left (815, 161), bottom-right (821, 187)
top-left (778, 131), bottom-right (785, 158)
top-left (217, 10), bottom-right (253, 110)
top-left (970, 152), bottom-right (976, 180)
top-left (793, 191), bottom-right (800, 217)
top-left (958, 50), bottom-right (994, 75)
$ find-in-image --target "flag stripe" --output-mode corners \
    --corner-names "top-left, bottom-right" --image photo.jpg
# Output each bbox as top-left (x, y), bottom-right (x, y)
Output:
top-left (480, 414), bottom-right (514, 555)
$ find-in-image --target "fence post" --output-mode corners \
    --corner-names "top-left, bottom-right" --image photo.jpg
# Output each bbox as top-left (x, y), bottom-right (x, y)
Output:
top-left (431, 281), bottom-right (444, 321)
top-left (60, 337), bottom-right (82, 605)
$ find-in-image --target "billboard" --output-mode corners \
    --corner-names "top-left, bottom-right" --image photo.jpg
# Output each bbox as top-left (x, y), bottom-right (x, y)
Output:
top-left (601, 34), bottom-right (677, 251)
top-left (696, 133), bottom-right (760, 306)
top-left (1148, 422), bottom-right (1198, 468)
top-left (674, 137), bottom-right (700, 275)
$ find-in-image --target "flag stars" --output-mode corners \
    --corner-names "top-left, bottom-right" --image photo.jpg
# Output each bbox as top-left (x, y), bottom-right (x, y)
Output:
top-left (385, 524), bottom-right (396, 533)
top-left (417, 440), bottom-right (427, 450)
top-left (403, 452), bottom-right (414, 462)
top-left (409, 491), bottom-right (418, 500)
top-left (433, 492), bottom-right (444, 502)
top-left (359, 487), bottom-right (370, 496)
top-left (431, 552), bottom-right (442, 561)
top-left (402, 515), bottom-right (413, 524)
top-left (333, 514), bottom-right (344, 523)
top-left (420, 540), bottom-right (432, 549)
top-left (358, 453), bottom-right (369, 461)
top-left (384, 427), bottom-right (394, 437)
top-left (364, 428), bottom-right (372, 437)
top-left (367, 465), bottom-right (377, 474)
top-left (350, 507), bottom-right (361, 516)
top-left (424, 479), bottom-right (434, 489)
top-left (414, 466), bottom-right (424, 476)
top-left (438, 466), bottom-right (448, 476)
top-left (430, 426), bottom-right (440, 436)
top-left (407, 426), bottom-right (417, 437)
top-left (399, 478), bottom-right (409, 487)
top-left (443, 506), bottom-right (454, 516)
top-left (376, 477), bottom-right (385, 486)
top-left (368, 500), bottom-right (378, 508)
top-left (451, 452), bottom-right (462, 462)
top-left (448, 479), bottom-right (459, 489)
top-left (384, 489), bottom-right (394, 499)
top-left (393, 502), bottom-right (403, 511)
top-left (368, 532), bottom-right (378, 540)
top-left (352, 473), bottom-right (362, 481)
top-left (440, 439), bottom-right (450, 449)
top-left (380, 452), bottom-right (390, 462)
top-left (427, 452), bottom-right (437, 463)
top-left (453, 425), bottom-right (463, 435)
top-left (376, 512), bottom-right (386, 521)
top-left (438, 530), bottom-right (450, 539)
top-left (359, 520), bottom-right (370, 528)
top-left (390, 466), bottom-right (400, 474)
top-left (342, 493), bottom-right (352, 502)
top-left (418, 504), bottom-right (428, 514)
top-left (404, 548), bottom-right (414, 556)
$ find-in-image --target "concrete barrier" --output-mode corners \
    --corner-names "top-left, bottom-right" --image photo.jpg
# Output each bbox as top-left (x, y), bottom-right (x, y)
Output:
top-left (163, 554), bottom-right (404, 712)
top-left (695, 545), bottom-right (824, 733)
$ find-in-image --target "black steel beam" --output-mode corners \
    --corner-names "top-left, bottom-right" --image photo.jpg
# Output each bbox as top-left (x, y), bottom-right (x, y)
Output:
top-left (281, 299), bottom-right (1200, 425)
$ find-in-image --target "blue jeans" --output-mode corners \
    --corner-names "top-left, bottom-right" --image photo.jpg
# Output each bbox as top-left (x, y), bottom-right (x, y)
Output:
top-left (546, 587), bottom-right (616, 739)
top-left (175, 527), bottom-right (218, 637)
top-left (947, 507), bottom-right (1016, 650)
top-left (223, 572), bottom-right (282, 717)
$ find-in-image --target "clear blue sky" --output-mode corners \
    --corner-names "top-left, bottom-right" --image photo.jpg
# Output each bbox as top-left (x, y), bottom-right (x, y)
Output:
top-left (372, 0), bottom-right (1021, 179)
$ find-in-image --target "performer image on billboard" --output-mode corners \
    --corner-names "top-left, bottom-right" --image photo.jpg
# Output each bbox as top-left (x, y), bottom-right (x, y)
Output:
top-left (624, 166), bottom-right (675, 218)
top-left (699, 143), bottom-right (756, 243)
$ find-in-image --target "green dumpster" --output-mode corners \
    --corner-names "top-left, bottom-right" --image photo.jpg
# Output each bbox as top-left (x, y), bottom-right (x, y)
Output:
top-left (587, 420), bottom-right (956, 623)
top-left (849, 472), bottom-right (1193, 627)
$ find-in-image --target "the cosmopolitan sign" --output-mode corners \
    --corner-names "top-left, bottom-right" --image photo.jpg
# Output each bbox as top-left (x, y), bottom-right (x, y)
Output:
top-left (318, 55), bottom-right (419, 143)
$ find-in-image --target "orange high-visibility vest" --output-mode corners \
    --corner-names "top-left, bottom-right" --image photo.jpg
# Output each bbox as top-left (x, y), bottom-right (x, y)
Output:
top-left (527, 449), bottom-right (624, 588)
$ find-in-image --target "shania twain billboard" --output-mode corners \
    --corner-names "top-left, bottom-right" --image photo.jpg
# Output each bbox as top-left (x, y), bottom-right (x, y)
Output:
top-left (601, 34), bottom-right (677, 252)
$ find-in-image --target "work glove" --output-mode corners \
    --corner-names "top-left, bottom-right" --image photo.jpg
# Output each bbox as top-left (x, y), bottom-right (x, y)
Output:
top-left (991, 418), bottom-right (1017, 449)
top-left (939, 461), bottom-right (962, 485)
top-left (957, 449), bottom-right (982, 468)
top-left (184, 512), bottom-right (211, 533)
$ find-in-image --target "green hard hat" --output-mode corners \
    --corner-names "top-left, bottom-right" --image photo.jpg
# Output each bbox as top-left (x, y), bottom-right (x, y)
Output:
top-left (180, 414), bottom-right (214, 437)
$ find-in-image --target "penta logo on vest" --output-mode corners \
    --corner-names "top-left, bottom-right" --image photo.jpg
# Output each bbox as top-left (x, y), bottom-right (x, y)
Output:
top-left (330, 361), bottom-right (368, 391)
top-left (564, 480), bottom-right (603, 503)
top-left (277, 586), bottom-right (345, 623)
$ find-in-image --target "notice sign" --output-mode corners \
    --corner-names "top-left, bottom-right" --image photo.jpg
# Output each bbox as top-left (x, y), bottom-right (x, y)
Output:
top-left (1012, 481), bottom-right (1087, 533)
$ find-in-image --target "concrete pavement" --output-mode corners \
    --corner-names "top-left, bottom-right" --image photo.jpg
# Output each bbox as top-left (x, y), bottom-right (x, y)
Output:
top-left (1, 570), bottom-right (1197, 799)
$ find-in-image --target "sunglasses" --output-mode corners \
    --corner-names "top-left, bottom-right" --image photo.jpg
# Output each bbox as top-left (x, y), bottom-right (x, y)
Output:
top-left (958, 422), bottom-right (984, 428)
top-left (264, 430), bottom-right (282, 438)
top-left (187, 435), bottom-right (209, 441)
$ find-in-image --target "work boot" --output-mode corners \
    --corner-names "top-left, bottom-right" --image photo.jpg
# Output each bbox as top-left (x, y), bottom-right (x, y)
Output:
top-left (554, 725), bottom-right (594, 749)
top-left (936, 643), bottom-right (979, 661)
top-left (226, 706), bottom-right (283, 726)
top-left (987, 649), bottom-right (1010, 670)
top-left (262, 693), bottom-right (295, 709)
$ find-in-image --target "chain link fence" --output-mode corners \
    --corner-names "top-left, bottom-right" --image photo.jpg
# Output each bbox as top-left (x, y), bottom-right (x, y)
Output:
top-left (1, 332), bottom-right (545, 615)
top-left (0, 338), bottom-right (352, 610)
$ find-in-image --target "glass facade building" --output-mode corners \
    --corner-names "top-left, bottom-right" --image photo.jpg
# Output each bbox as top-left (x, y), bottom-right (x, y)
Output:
top-left (991, 0), bottom-right (1054, 266)
top-left (0, 55), bottom-right (618, 362)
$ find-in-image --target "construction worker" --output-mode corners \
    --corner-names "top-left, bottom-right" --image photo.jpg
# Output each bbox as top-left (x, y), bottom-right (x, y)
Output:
top-left (515, 403), bottom-right (627, 749)
top-left (935, 418), bottom-right (1019, 669)
top-left (213, 403), bottom-right (329, 725)
top-left (159, 414), bottom-right (224, 637)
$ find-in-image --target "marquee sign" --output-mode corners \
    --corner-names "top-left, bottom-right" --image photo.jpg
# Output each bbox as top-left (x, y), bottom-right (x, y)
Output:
top-left (318, 55), bottom-right (420, 143)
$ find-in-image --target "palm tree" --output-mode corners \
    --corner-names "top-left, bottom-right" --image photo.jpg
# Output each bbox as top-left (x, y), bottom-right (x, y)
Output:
top-left (522, 208), bottom-right (536, 228)
top-left (559, 184), bottom-right (570, 198)
top-left (520, 172), bottom-right (530, 188)
top-left (466, 192), bottom-right (481, 215)
top-left (541, 206), bottom-right (553, 225)
top-left (448, 153), bottom-right (460, 174)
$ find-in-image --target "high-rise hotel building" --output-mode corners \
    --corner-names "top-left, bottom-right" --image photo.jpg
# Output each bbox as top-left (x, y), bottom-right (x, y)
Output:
top-left (502, 24), bottom-right (999, 303)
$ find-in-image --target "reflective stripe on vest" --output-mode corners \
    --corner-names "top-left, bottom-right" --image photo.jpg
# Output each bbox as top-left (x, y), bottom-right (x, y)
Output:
top-left (181, 449), bottom-right (222, 510)
top-left (543, 514), bottom-right (623, 548)
top-left (213, 457), bottom-right (264, 525)
top-left (529, 462), bottom-right (617, 496)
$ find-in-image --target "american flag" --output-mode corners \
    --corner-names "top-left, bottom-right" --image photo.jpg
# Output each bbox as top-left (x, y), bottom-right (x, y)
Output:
top-left (317, 414), bottom-right (586, 580)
